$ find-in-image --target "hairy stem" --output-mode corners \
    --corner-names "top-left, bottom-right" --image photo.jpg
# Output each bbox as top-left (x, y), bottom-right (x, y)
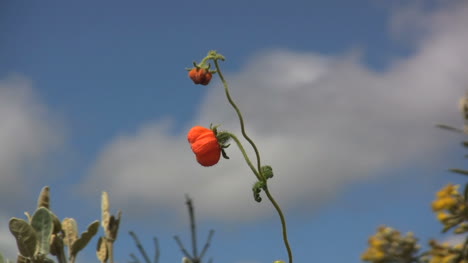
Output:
top-left (264, 186), bottom-right (293, 263)
top-left (225, 132), bottom-right (261, 180)
top-left (212, 56), bottom-right (293, 263)
top-left (214, 59), bottom-right (264, 180)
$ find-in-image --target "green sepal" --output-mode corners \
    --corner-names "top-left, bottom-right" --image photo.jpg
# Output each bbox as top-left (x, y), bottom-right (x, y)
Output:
top-left (216, 132), bottom-right (231, 145)
top-left (221, 149), bottom-right (230, 160)
top-left (31, 207), bottom-right (53, 256)
top-left (261, 165), bottom-right (274, 179)
top-left (9, 218), bottom-right (37, 257)
top-left (70, 220), bottom-right (99, 257)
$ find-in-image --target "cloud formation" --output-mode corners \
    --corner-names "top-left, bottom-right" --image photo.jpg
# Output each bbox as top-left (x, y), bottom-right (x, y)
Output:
top-left (0, 75), bottom-right (63, 210)
top-left (81, 1), bottom-right (468, 223)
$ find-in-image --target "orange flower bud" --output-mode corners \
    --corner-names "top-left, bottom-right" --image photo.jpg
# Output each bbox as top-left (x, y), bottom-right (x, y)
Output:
top-left (187, 126), bottom-right (221, 166)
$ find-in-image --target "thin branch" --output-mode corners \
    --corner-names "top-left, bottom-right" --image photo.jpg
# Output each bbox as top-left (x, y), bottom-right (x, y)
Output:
top-left (174, 235), bottom-right (192, 258)
top-left (185, 195), bottom-right (198, 258)
top-left (129, 253), bottom-right (140, 263)
top-left (153, 237), bottom-right (160, 263)
top-left (129, 231), bottom-right (151, 263)
top-left (199, 230), bottom-right (215, 260)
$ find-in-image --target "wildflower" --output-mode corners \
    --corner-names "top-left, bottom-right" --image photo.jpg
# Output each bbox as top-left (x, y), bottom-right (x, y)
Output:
top-left (187, 126), bottom-right (221, 166)
top-left (425, 240), bottom-right (465, 263)
top-left (436, 184), bottom-right (459, 199)
top-left (436, 212), bottom-right (450, 222)
top-left (369, 236), bottom-right (386, 249)
top-left (188, 68), bottom-right (212, 85)
top-left (432, 197), bottom-right (458, 211)
top-left (432, 184), bottom-right (460, 212)
top-left (362, 226), bottom-right (420, 263)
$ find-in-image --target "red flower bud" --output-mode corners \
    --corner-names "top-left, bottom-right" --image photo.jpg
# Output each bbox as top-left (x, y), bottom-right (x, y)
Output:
top-left (188, 68), bottom-right (212, 85)
top-left (187, 126), bottom-right (221, 166)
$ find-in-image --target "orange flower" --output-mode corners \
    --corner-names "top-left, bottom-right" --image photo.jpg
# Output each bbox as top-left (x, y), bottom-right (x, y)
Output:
top-left (187, 126), bottom-right (221, 166)
top-left (188, 68), bottom-right (212, 85)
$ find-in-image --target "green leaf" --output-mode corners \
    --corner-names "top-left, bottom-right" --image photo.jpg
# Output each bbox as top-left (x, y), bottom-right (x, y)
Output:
top-left (9, 218), bottom-right (37, 257)
top-left (261, 165), bottom-right (274, 179)
top-left (37, 186), bottom-right (50, 209)
top-left (442, 223), bottom-right (455, 233)
top-left (70, 220), bottom-right (99, 257)
top-left (450, 169), bottom-right (468, 176)
top-left (436, 124), bottom-right (463, 133)
top-left (109, 210), bottom-right (122, 240)
top-left (31, 207), bottom-right (53, 256)
top-left (0, 252), bottom-right (4, 263)
top-left (50, 213), bottom-right (62, 234)
top-left (464, 183), bottom-right (468, 201)
top-left (454, 223), bottom-right (468, 234)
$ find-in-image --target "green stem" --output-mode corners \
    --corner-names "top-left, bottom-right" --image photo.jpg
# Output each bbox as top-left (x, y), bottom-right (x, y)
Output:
top-left (226, 132), bottom-right (261, 181)
top-left (264, 186), bottom-right (293, 263)
top-left (213, 59), bottom-right (264, 180)
top-left (213, 56), bottom-right (293, 263)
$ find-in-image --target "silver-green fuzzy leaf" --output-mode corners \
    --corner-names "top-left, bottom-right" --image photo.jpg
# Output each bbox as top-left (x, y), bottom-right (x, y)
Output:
top-left (31, 207), bottom-right (53, 256)
top-left (62, 218), bottom-right (79, 248)
top-left (96, 236), bottom-right (108, 263)
top-left (70, 220), bottom-right (99, 257)
top-left (37, 186), bottom-right (50, 209)
top-left (9, 218), bottom-right (37, 257)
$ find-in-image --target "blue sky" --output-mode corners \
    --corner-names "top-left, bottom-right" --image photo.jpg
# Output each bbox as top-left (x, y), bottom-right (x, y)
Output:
top-left (1, 0), bottom-right (468, 263)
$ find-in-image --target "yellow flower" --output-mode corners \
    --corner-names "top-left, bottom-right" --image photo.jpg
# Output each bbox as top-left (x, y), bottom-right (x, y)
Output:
top-left (437, 212), bottom-right (450, 222)
top-left (436, 184), bottom-right (460, 198)
top-left (361, 247), bottom-right (385, 261)
top-left (441, 254), bottom-right (457, 263)
top-left (369, 236), bottom-right (386, 249)
top-left (430, 256), bottom-right (444, 263)
top-left (432, 196), bottom-right (458, 211)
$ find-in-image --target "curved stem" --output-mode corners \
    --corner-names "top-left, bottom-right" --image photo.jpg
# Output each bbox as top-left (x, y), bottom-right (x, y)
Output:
top-left (226, 132), bottom-right (261, 180)
top-left (212, 55), bottom-right (292, 263)
top-left (213, 59), bottom-right (264, 180)
top-left (264, 186), bottom-right (293, 263)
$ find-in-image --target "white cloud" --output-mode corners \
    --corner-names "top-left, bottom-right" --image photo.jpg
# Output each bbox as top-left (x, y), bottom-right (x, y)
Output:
top-left (0, 75), bottom-right (63, 208)
top-left (80, 1), bottom-right (468, 223)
